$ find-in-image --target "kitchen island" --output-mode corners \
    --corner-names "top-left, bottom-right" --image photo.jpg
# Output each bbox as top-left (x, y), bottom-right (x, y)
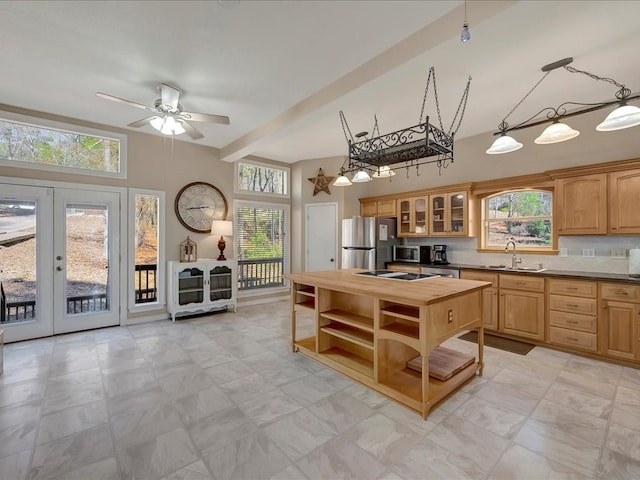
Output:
top-left (285, 268), bottom-right (491, 419)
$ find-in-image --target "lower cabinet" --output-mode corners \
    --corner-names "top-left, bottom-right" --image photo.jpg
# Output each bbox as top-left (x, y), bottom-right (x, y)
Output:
top-left (548, 278), bottom-right (598, 353)
top-left (168, 259), bottom-right (237, 321)
top-left (461, 271), bottom-right (498, 331)
top-left (499, 274), bottom-right (545, 341)
top-left (600, 283), bottom-right (640, 360)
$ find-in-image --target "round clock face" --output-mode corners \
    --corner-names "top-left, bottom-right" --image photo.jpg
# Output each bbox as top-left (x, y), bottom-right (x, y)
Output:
top-left (175, 182), bottom-right (228, 233)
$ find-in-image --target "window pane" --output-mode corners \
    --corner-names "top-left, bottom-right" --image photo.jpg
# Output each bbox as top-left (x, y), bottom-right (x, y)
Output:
top-left (134, 194), bottom-right (159, 304)
top-left (0, 117), bottom-right (120, 173)
top-left (236, 204), bottom-right (287, 290)
top-left (485, 189), bottom-right (553, 249)
top-left (237, 162), bottom-right (287, 195)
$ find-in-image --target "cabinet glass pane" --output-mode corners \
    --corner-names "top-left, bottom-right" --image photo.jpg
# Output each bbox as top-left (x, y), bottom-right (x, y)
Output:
top-left (431, 196), bottom-right (445, 233)
top-left (209, 265), bottom-right (232, 301)
top-left (178, 267), bottom-right (204, 305)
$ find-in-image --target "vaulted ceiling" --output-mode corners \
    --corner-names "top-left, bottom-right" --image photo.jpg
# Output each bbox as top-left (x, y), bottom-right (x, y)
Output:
top-left (1, 1), bottom-right (638, 164)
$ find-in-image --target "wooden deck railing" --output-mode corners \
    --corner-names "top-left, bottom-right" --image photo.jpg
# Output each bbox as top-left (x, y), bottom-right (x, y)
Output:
top-left (238, 257), bottom-right (285, 290)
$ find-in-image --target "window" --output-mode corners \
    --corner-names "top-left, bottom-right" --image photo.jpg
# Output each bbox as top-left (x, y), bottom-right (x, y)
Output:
top-left (235, 200), bottom-right (289, 291)
top-left (235, 159), bottom-right (289, 197)
top-left (0, 111), bottom-right (126, 178)
top-left (128, 189), bottom-right (165, 312)
top-left (482, 189), bottom-right (553, 251)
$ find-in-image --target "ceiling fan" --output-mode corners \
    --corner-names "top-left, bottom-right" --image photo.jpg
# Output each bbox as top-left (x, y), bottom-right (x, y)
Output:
top-left (96, 83), bottom-right (230, 140)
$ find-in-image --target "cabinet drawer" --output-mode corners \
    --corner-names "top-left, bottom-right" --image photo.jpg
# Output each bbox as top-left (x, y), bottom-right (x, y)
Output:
top-left (548, 294), bottom-right (598, 316)
top-left (549, 326), bottom-right (597, 352)
top-left (461, 270), bottom-right (498, 287)
top-left (548, 279), bottom-right (597, 298)
top-left (549, 310), bottom-right (597, 333)
top-left (600, 283), bottom-right (640, 302)
top-left (499, 274), bottom-right (545, 292)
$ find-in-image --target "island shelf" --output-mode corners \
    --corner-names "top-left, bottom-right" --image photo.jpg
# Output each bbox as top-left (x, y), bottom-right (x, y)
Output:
top-left (286, 268), bottom-right (490, 419)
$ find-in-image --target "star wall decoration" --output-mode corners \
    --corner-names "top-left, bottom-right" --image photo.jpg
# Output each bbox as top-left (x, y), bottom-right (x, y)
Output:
top-left (308, 168), bottom-right (335, 196)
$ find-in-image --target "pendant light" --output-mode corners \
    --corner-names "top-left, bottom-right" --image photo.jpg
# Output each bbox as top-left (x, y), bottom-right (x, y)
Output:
top-left (534, 121), bottom-right (580, 144)
top-left (596, 104), bottom-right (640, 131)
top-left (332, 173), bottom-right (352, 187)
top-left (460, 0), bottom-right (470, 43)
top-left (351, 169), bottom-right (372, 183)
top-left (371, 165), bottom-right (396, 178)
top-left (486, 133), bottom-right (523, 154)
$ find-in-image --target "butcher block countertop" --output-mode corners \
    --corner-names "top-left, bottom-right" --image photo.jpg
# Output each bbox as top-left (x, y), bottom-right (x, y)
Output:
top-left (285, 268), bottom-right (491, 306)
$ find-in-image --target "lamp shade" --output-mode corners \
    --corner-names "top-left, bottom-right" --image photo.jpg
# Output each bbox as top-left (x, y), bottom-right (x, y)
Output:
top-left (333, 174), bottom-right (352, 186)
top-left (211, 220), bottom-right (233, 236)
top-left (150, 115), bottom-right (185, 135)
top-left (351, 169), bottom-right (372, 183)
top-left (485, 134), bottom-right (523, 154)
top-left (372, 165), bottom-right (396, 178)
top-left (596, 104), bottom-right (640, 132)
top-left (534, 122), bottom-right (580, 144)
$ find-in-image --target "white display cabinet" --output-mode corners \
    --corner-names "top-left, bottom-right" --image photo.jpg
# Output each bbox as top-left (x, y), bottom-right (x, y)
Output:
top-left (168, 259), bottom-right (237, 321)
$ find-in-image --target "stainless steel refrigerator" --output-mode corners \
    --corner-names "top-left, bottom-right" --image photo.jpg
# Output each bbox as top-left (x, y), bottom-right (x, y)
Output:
top-left (341, 217), bottom-right (400, 270)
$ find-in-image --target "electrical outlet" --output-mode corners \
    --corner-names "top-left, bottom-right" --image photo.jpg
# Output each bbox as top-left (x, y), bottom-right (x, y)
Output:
top-left (611, 248), bottom-right (627, 259)
top-left (560, 248), bottom-right (568, 257)
top-left (582, 248), bottom-right (596, 258)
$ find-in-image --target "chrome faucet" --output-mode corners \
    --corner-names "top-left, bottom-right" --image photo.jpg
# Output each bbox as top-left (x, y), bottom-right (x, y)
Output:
top-left (505, 237), bottom-right (522, 269)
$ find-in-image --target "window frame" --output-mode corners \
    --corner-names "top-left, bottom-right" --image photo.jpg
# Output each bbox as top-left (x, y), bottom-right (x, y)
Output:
top-left (479, 187), bottom-right (558, 254)
top-left (128, 188), bottom-right (165, 313)
top-left (234, 199), bottom-right (290, 295)
top-left (234, 158), bottom-right (290, 199)
top-left (0, 110), bottom-right (127, 179)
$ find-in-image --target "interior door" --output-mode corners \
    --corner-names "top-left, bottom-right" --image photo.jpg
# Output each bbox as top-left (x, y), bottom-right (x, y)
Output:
top-left (305, 203), bottom-right (338, 271)
top-left (1, 184), bottom-right (121, 342)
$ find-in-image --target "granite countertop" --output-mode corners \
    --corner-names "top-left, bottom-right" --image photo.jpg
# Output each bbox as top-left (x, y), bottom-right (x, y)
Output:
top-left (390, 261), bottom-right (640, 284)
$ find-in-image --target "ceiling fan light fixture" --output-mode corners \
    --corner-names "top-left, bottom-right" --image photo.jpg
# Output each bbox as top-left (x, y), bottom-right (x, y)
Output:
top-left (486, 133), bottom-right (523, 154)
top-left (534, 121), bottom-right (580, 144)
top-left (596, 104), bottom-right (640, 131)
top-left (150, 116), bottom-right (165, 131)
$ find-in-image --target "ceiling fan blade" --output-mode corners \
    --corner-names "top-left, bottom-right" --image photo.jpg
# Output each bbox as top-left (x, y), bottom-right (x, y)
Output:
top-left (181, 111), bottom-right (230, 125)
top-left (127, 116), bottom-right (158, 128)
top-left (181, 120), bottom-right (204, 140)
top-left (96, 92), bottom-right (150, 111)
top-left (160, 83), bottom-right (181, 110)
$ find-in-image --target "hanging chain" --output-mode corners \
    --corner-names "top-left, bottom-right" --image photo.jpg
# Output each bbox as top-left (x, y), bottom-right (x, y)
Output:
top-left (499, 71), bottom-right (550, 129)
top-left (448, 76), bottom-right (472, 135)
top-left (371, 114), bottom-right (380, 138)
top-left (564, 65), bottom-right (625, 89)
top-left (339, 110), bottom-right (354, 144)
top-left (419, 67), bottom-right (444, 131)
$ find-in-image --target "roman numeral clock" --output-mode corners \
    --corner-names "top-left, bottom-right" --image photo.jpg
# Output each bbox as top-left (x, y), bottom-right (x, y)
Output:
top-left (175, 182), bottom-right (228, 233)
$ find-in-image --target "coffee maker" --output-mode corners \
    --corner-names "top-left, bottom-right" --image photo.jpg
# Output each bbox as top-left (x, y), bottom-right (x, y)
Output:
top-left (431, 244), bottom-right (449, 265)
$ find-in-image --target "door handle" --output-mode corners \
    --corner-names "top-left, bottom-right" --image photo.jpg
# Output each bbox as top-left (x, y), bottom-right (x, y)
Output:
top-left (56, 266), bottom-right (63, 271)
top-left (330, 258), bottom-right (334, 262)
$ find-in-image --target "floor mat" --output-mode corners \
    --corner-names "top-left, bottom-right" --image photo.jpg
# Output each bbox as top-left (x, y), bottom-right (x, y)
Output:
top-left (458, 331), bottom-right (535, 355)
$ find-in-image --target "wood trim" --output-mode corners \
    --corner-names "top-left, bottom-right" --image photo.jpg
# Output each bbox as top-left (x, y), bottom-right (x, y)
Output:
top-left (548, 157), bottom-right (640, 179)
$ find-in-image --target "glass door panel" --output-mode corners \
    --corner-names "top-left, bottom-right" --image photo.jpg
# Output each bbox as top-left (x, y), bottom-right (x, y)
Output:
top-left (449, 192), bottom-right (466, 234)
top-left (414, 198), bottom-right (427, 235)
top-left (431, 195), bottom-right (446, 234)
top-left (178, 267), bottom-right (204, 305)
top-left (0, 185), bottom-right (53, 342)
top-left (54, 189), bottom-right (120, 335)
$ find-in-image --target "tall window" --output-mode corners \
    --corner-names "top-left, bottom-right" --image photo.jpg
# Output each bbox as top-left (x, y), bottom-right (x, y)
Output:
top-left (129, 189), bottom-right (165, 311)
top-left (235, 160), bottom-right (289, 197)
top-left (483, 189), bottom-right (553, 250)
top-left (235, 200), bottom-right (289, 291)
top-left (0, 111), bottom-right (126, 178)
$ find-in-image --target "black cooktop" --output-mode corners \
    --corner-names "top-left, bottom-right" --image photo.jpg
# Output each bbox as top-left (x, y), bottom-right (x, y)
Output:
top-left (354, 270), bottom-right (440, 281)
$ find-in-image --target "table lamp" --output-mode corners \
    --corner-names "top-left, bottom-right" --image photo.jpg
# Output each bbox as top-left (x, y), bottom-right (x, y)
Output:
top-left (211, 220), bottom-right (233, 261)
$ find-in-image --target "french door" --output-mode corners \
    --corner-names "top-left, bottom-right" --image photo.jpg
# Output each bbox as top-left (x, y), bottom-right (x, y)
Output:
top-left (1, 184), bottom-right (121, 342)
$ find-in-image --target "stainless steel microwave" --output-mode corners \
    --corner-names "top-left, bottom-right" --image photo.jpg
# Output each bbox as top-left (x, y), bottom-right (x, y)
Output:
top-left (392, 245), bottom-right (431, 263)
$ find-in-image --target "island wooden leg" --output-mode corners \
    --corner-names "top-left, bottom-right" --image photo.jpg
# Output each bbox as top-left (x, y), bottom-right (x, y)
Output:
top-left (421, 347), bottom-right (430, 420)
top-left (477, 324), bottom-right (484, 376)
top-left (291, 284), bottom-right (297, 352)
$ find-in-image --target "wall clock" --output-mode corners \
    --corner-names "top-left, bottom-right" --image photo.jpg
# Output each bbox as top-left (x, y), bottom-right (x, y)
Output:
top-left (175, 182), bottom-right (228, 233)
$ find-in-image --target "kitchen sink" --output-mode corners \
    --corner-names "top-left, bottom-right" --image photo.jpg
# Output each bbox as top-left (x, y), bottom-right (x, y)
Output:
top-left (482, 265), bottom-right (547, 273)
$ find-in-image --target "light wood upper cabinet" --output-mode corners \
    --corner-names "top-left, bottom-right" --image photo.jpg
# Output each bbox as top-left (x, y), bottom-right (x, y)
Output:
top-left (360, 198), bottom-right (397, 217)
top-left (430, 191), bottom-right (468, 236)
top-left (397, 196), bottom-right (428, 237)
top-left (608, 168), bottom-right (640, 234)
top-left (555, 174), bottom-right (607, 235)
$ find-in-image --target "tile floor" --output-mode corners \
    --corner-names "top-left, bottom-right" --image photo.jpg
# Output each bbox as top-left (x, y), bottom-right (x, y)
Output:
top-left (1, 300), bottom-right (640, 480)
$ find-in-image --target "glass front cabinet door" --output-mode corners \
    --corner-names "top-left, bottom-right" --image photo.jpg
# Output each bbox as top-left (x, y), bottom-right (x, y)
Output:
top-left (430, 191), bottom-right (468, 236)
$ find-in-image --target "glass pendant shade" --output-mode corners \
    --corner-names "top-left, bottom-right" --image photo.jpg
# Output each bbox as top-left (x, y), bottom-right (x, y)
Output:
top-left (151, 115), bottom-right (185, 135)
top-left (150, 116), bottom-right (165, 131)
top-left (351, 169), bottom-right (372, 183)
top-left (461, 21), bottom-right (470, 42)
top-left (596, 104), bottom-right (640, 131)
top-left (372, 165), bottom-right (396, 178)
top-left (485, 134), bottom-right (523, 154)
top-left (332, 175), bottom-right (352, 187)
top-left (534, 122), bottom-right (580, 144)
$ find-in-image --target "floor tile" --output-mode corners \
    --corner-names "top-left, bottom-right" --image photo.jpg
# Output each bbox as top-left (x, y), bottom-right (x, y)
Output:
top-left (160, 460), bottom-right (212, 480)
top-left (597, 447), bottom-right (640, 480)
top-left (489, 444), bottom-right (590, 479)
top-left (0, 449), bottom-right (31, 480)
top-left (238, 388), bottom-right (303, 426)
top-left (37, 400), bottom-right (108, 445)
top-left (306, 391), bottom-right (374, 434)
